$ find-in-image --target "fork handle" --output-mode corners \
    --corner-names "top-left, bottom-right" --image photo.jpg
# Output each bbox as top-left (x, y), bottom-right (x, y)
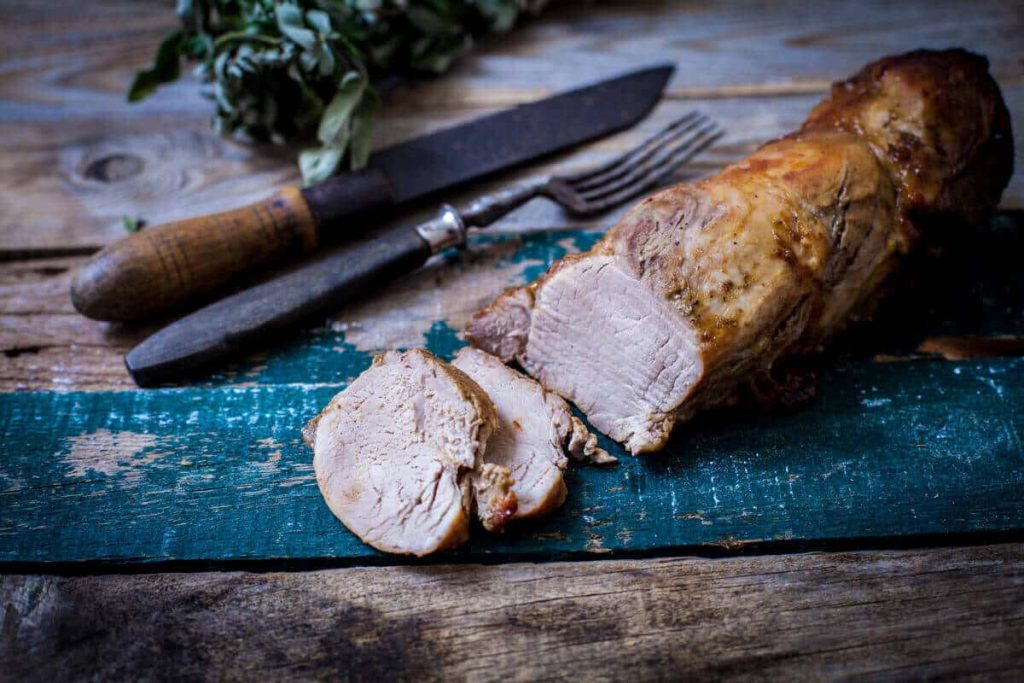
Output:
top-left (460, 176), bottom-right (550, 227)
top-left (126, 207), bottom-right (466, 386)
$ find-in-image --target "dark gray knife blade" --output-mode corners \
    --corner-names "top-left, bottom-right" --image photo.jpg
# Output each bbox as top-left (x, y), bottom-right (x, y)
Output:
top-left (300, 64), bottom-right (675, 224)
top-left (373, 65), bottom-right (675, 202)
top-left (72, 64), bottom-right (674, 323)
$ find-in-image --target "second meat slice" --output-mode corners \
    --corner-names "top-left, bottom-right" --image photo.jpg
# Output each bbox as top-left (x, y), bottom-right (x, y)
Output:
top-left (452, 347), bottom-right (614, 520)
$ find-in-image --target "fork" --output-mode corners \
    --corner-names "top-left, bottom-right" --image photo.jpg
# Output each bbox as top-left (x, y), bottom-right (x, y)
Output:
top-left (125, 112), bottom-right (722, 386)
top-left (416, 111), bottom-right (722, 252)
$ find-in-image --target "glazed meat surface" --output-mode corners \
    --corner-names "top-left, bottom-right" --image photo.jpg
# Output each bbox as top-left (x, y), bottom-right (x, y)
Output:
top-left (467, 49), bottom-right (1013, 454)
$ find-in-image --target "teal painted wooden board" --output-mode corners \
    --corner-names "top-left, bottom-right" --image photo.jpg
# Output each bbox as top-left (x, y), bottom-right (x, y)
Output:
top-left (1, 357), bottom-right (1021, 564)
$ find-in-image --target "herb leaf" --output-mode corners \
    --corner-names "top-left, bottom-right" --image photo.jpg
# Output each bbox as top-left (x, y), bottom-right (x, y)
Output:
top-left (348, 86), bottom-right (379, 170)
top-left (122, 216), bottom-right (145, 233)
top-left (129, 1), bottom-right (548, 182)
top-left (317, 71), bottom-right (366, 148)
top-left (276, 4), bottom-right (318, 50)
top-left (128, 30), bottom-right (186, 102)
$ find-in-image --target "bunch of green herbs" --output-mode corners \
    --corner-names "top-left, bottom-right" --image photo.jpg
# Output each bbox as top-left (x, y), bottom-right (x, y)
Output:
top-left (130, 0), bottom-right (548, 183)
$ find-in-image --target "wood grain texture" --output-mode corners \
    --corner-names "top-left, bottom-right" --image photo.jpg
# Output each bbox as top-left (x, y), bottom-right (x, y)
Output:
top-left (1, 0), bottom-right (1022, 251)
top-left (0, 6), bottom-right (1021, 674)
top-left (3, 213), bottom-right (1022, 392)
top-left (1, 353), bottom-right (1022, 565)
top-left (3, 544), bottom-right (1023, 681)
top-left (69, 186), bottom-right (318, 322)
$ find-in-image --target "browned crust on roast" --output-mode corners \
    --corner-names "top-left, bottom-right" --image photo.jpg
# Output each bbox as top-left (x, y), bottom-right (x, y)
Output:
top-left (803, 48), bottom-right (1013, 226)
top-left (465, 286), bottom-right (535, 363)
top-left (466, 49), bottom-right (1013, 454)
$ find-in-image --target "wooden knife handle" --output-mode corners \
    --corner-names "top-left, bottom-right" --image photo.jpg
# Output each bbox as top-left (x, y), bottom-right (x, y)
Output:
top-left (71, 167), bottom-right (397, 322)
top-left (71, 187), bottom-right (318, 322)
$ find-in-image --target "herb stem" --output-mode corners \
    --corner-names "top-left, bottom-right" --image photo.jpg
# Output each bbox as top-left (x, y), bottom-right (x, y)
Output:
top-left (213, 32), bottom-right (283, 49)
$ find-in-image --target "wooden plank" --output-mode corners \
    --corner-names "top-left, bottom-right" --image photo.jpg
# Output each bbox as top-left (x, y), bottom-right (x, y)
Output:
top-left (414, 0), bottom-right (1024, 99)
top-left (0, 92), bottom-right (815, 251)
top-left (3, 86), bottom-right (1021, 253)
top-left (2, 215), bottom-right (1022, 392)
top-left (2, 544), bottom-right (1023, 680)
top-left (1, 353), bottom-right (1022, 565)
top-left (4, 0), bottom-right (1020, 112)
top-left (1, 0), bottom-right (1022, 251)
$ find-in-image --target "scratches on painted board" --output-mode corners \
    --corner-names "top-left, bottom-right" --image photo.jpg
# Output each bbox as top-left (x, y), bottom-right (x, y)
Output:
top-left (334, 239), bottom-right (541, 353)
top-left (1, 357), bottom-right (1022, 563)
top-left (327, 231), bottom-right (600, 354)
top-left (252, 438), bottom-right (283, 477)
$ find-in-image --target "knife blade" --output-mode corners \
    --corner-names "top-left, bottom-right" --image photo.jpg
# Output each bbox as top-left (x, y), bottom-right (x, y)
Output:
top-left (71, 64), bottom-right (674, 323)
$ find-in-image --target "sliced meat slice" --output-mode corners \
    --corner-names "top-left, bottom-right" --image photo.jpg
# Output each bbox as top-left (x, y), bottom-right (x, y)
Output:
top-left (304, 349), bottom-right (515, 556)
top-left (452, 347), bottom-right (614, 520)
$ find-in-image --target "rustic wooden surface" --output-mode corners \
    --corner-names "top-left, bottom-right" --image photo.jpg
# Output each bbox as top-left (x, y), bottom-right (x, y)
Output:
top-left (2, 215), bottom-right (1023, 565)
top-left (1, 0), bottom-right (1022, 254)
top-left (1, 0), bottom-right (1022, 678)
top-left (3, 544), bottom-right (1023, 681)
top-left (2, 217), bottom-right (1022, 565)
top-left (2, 211), bottom-right (1022, 391)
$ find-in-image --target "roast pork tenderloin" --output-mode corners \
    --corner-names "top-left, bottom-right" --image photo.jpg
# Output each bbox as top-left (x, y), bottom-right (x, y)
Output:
top-left (466, 49), bottom-right (1013, 454)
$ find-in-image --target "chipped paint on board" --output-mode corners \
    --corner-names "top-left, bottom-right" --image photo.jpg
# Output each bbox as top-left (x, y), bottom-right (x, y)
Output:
top-left (329, 229), bottom-right (603, 354)
top-left (253, 438), bottom-right (284, 477)
top-left (64, 429), bottom-right (167, 485)
top-left (334, 238), bottom-right (543, 353)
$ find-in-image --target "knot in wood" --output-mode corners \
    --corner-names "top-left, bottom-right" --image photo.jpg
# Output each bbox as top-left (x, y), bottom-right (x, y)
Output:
top-left (83, 153), bottom-right (144, 183)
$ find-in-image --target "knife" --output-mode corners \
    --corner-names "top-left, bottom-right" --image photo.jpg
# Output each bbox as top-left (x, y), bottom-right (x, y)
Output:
top-left (71, 64), bottom-right (674, 323)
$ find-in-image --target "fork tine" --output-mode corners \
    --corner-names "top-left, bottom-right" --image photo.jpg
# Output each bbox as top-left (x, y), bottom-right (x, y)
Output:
top-left (579, 125), bottom-right (723, 212)
top-left (577, 120), bottom-right (719, 201)
top-left (461, 112), bottom-right (720, 227)
top-left (561, 111), bottom-right (703, 184)
top-left (570, 114), bottom-right (709, 193)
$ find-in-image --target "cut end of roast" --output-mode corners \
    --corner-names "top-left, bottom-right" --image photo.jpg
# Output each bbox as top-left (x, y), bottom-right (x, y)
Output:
top-left (469, 256), bottom-right (704, 455)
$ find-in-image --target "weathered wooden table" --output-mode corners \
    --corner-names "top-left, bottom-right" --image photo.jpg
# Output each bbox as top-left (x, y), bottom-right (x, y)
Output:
top-left (2, 1), bottom-right (1023, 678)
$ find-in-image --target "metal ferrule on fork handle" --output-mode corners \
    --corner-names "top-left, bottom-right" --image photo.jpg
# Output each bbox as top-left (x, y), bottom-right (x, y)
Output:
top-left (416, 205), bottom-right (468, 253)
